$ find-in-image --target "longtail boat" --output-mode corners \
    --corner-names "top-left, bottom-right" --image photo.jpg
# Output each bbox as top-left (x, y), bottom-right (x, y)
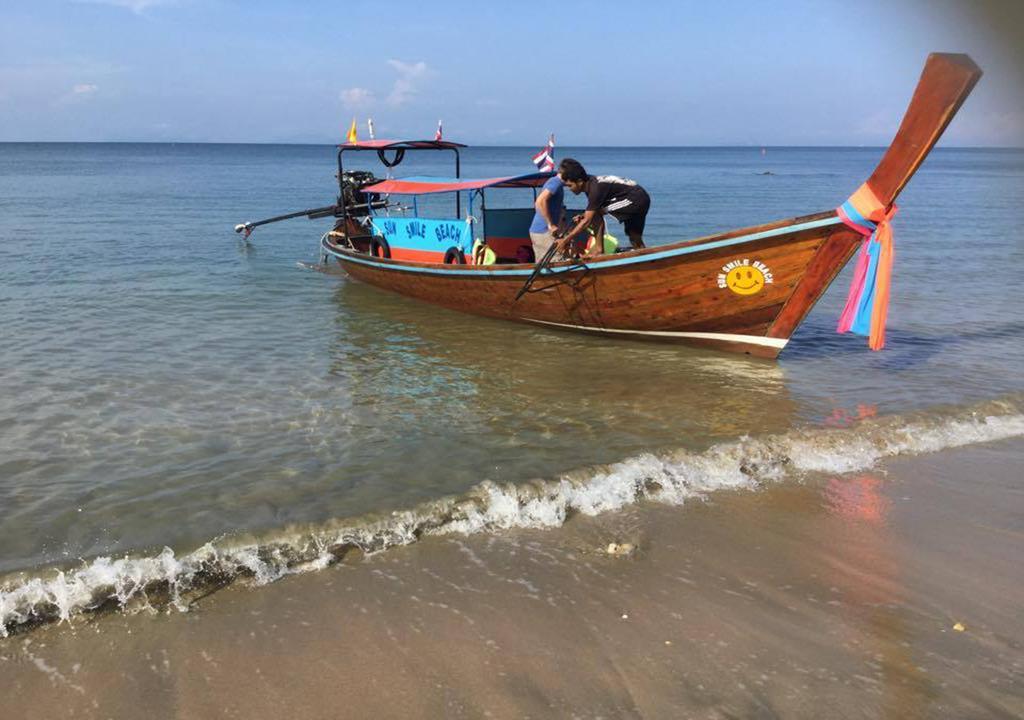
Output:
top-left (237, 54), bottom-right (981, 358)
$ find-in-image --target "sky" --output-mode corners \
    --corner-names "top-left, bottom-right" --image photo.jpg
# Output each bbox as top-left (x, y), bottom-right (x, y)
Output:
top-left (1, 0), bottom-right (1022, 146)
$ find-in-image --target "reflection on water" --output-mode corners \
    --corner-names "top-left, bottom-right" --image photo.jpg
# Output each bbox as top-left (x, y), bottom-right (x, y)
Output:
top-left (817, 475), bottom-right (936, 719)
top-left (326, 277), bottom-right (797, 479)
top-left (823, 475), bottom-right (889, 523)
top-left (823, 404), bottom-right (878, 428)
top-left (756, 476), bottom-right (937, 718)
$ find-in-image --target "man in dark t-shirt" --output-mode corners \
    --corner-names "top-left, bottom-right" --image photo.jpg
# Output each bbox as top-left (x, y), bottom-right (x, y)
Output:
top-left (556, 158), bottom-right (650, 254)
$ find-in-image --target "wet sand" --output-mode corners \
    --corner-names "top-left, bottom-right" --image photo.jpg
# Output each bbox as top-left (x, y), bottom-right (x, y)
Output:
top-left (3, 440), bottom-right (1023, 719)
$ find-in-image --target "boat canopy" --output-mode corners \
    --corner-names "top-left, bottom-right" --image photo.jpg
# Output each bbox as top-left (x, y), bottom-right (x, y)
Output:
top-left (362, 172), bottom-right (555, 196)
top-left (339, 139), bottom-right (467, 150)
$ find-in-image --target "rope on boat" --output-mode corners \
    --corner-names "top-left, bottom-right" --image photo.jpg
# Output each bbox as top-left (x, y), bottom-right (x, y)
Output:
top-left (319, 230), bottom-right (332, 264)
top-left (376, 148), bottom-right (406, 167)
top-left (514, 242), bottom-right (561, 301)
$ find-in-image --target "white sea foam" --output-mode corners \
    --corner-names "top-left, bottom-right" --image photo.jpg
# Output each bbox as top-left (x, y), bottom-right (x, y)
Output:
top-left (2, 400), bottom-right (1021, 637)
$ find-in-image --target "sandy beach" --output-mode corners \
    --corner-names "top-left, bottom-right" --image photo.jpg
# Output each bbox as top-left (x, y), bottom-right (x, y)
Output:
top-left (4, 439), bottom-right (1021, 719)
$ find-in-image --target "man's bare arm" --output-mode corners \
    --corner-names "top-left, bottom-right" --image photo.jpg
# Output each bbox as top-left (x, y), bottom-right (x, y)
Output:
top-left (559, 209), bottom-right (598, 250)
top-left (534, 189), bottom-right (558, 233)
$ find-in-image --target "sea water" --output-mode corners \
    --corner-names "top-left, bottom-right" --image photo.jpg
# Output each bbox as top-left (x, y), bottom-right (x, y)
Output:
top-left (1, 143), bottom-right (1022, 633)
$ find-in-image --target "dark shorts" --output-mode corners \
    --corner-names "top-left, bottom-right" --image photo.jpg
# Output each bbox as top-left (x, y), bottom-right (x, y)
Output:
top-left (610, 189), bottom-right (650, 236)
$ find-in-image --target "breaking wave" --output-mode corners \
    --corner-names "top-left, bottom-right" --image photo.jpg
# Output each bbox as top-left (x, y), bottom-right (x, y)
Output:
top-left (2, 396), bottom-right (1022, 638)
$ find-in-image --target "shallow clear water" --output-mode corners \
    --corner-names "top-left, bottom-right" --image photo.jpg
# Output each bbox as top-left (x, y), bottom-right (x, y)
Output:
top-left (1, 143), bottom-right (1022, 581)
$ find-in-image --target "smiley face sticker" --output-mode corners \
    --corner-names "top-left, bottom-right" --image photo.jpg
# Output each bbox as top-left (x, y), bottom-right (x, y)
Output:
top-left (717, 259), bottom-right (774, 296)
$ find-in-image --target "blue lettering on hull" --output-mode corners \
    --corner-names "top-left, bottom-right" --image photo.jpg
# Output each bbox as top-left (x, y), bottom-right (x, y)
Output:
top-left (372, 217), bottom-right (471, 253)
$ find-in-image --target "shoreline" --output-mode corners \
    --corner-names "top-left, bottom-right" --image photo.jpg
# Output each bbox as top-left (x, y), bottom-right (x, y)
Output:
top-left (4, 440), bottom-right (1022, 718)
top-left (3, 397), bottom-right (1020, 639)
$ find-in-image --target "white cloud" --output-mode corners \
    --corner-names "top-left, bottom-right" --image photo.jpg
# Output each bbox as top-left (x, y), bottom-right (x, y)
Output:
top-left (337, 60), bottom-right (432, 111)
top-left (386, 59), bottom-right (428, 107)
top-left (340, 87), bottom-right (375, 107)
top-left (54, 82), bottom-right (100, 105)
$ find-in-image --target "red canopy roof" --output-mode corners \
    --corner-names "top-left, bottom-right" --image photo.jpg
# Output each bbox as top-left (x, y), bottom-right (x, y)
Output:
top-left (338, 139), bottom-right (467, 150)
top-left (362, 172), bottom-right (555, 195)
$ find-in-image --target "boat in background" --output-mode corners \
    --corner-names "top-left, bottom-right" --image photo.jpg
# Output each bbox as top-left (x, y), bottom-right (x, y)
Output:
top-left (239, 54), bottom-right (982, 358)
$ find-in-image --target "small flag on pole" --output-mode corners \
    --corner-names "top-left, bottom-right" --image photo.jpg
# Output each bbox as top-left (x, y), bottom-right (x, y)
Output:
top-left (434, 119), bottom-right (443, 141)
top-left (532, 134), bottom-right (555, 172)
top-left (346, 118), bottom-right (358, 144)
top-left (367, 118), bottom-right (375, 140)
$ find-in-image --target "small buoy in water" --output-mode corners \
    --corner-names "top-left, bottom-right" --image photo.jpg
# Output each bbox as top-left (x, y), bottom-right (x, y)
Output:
top-left (953, 622), bottom-right (965, 632)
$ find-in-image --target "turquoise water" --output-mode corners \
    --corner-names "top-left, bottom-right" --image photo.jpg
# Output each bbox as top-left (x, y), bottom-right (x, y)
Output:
top-left (1, 144), bottom-right (1022, 619)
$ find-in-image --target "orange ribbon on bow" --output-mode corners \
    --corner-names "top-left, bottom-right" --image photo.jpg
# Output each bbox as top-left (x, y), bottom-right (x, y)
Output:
top-left (837, 183), bottom-right (898, 350)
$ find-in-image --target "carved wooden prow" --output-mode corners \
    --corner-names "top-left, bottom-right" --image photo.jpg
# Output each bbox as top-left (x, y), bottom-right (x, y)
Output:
top-left (767, 54), bottom-right (982, 344)
top-left (866, 53), bottom-right (982, 206)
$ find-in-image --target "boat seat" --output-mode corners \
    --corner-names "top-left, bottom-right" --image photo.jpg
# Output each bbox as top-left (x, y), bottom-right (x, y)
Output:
top-left (482, 208), bottom-right (534, 262)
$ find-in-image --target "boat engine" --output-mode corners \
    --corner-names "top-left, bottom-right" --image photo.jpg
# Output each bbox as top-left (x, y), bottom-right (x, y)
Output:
top-left (338, 170), bottom-right (381, 217)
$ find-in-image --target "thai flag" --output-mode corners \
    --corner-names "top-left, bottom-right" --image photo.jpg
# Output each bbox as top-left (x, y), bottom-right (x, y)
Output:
top-left (532, 134), bottom-right (555, 172)
top-left (434, 120), bottom-right (443, 141)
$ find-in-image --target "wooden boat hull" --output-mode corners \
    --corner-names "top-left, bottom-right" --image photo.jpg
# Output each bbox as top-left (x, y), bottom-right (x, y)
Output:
top-left (318, 53), bottom-right (981, 358)
top-left (323, 211), bottom-right (860, 358)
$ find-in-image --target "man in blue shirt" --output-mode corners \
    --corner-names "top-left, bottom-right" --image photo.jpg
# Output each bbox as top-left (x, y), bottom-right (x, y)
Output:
top-left (528, 174), bottom-right (566, 260)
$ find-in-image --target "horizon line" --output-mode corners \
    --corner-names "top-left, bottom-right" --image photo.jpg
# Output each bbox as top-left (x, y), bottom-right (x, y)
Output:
top-left (0, 140), bottom-right (1020, 150)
